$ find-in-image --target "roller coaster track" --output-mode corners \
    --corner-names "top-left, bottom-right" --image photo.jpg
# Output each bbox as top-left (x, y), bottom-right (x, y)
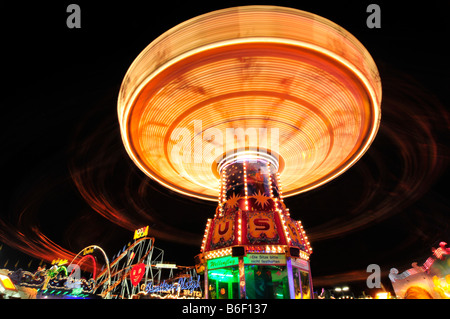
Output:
top-left (94, 237), bottom-right (155, 297)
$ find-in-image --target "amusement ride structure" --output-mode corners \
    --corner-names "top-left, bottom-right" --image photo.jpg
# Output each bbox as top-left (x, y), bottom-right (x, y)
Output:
top-left (9, 227), bottom-right (183, 299)
top-left (65, 228), bottom-right (171, 299)
top-left (117, 6), bottom-right (382, 299)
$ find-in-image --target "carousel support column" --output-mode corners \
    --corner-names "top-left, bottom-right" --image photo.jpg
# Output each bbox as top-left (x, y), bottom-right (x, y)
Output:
top-left (238, 257), bottom-right (246, 299)
top-left (286, 257), bottom-right (296, 299)
top-left (204, 263), bottom-right (209, 299)
top-left (308, 261), bottom-right (314, 299)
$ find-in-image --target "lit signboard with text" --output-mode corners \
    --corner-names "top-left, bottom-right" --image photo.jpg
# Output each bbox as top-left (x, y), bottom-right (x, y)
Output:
top-left (244, 254), bottom-right (286, 265)
top-left (207, 255), bottom-right (239, 270)
top-left (134, 226), bottom-right (149, 240)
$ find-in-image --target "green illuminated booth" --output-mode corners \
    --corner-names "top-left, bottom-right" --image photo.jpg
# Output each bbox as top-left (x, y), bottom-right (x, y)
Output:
top-left (205, 253), bottom-right (312, 299)
top-left (197, 157), bottom-right (313, 299)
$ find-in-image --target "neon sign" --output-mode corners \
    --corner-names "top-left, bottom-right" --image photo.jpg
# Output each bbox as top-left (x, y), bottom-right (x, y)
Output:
top-left (130, 263), bottom-right (145, 287)
top-left (134, 226), bottom-right (149, 240)
top-left (52, 259), bottom-right (68, 266)
top-left (244, 253), bottom-right (286, 265)
top-left (207, 255), bottom-right (239, 270)
top-left (83, 247), bottom-right (94, 255)
top-left (144, 276), bottom-right (201, 295)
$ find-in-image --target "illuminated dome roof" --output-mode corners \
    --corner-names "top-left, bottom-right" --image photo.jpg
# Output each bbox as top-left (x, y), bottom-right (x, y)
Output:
top-left (118, 5), bottom-right (382, 201)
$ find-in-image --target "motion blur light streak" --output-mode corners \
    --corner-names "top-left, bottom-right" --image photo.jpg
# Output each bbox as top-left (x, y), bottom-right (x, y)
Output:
top-left (305, 68), bottom-right (449, 242)
top-left (0, 172), bottom-right (79, 263)
top-left (67, 106), bottom-right (204, 246)
top-left (0, 218), bottom-right (76, 267)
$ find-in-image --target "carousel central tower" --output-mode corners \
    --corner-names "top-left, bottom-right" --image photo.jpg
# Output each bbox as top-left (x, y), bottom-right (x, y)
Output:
top-left (117, 6), bottom-right (382, 299)
top-left (200, 150), bottom-right (313, 298)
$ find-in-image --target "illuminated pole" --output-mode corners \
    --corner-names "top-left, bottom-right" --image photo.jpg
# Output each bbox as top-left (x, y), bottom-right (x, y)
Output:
top-left (286, 258), bottom-right (296, 299)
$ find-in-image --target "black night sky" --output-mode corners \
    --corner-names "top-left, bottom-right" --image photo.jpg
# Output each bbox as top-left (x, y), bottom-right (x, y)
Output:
top-left (1, 1), bottom-right (449, 296)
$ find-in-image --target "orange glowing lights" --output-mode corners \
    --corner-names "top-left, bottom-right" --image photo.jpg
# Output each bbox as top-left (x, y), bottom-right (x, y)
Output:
top-left (118, 6), bottom-right (382, 201)
top-left (0, 274), bottom-right (16, 291)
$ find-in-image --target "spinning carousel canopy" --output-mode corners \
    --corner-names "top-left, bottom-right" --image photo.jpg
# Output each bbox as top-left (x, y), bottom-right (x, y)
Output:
top-left (118, 5), bottom-right (382, 201)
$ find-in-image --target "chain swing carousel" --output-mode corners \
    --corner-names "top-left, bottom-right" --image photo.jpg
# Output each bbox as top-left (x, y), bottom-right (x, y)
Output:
top-left (117, 6), bottom-right (382, 299)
